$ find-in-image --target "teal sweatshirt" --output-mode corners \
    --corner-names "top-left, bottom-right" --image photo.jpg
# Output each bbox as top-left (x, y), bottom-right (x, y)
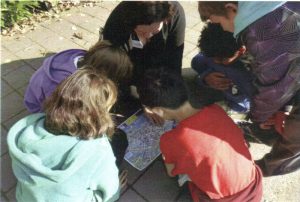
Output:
top-left (7, 113), bottom-right (120, 202)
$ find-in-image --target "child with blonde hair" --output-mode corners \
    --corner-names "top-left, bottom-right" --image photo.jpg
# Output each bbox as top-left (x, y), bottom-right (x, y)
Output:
top-left (8, 68), bottom-right (126, 202)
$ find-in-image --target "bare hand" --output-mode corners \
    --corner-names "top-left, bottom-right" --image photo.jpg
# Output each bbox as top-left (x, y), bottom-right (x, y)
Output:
top-left (204, 72), bottom-right (233, 90)
top-left (144, 108), bottom-right (165, 126)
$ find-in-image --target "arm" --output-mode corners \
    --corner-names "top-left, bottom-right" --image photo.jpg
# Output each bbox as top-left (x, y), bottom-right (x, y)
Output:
top-left (101, 2), bottom-right (130, 47)
top-left (164, 2), bottom-right (186, 74)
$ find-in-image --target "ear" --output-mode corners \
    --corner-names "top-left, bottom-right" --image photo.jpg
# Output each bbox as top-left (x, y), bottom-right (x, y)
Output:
top-left (225, 3), bottom-right (238, 13)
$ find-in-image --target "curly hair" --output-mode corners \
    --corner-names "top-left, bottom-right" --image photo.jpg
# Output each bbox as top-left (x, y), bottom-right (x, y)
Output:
top-left (198, 23), bottom-right (240, 58)
top-left (78, 40), bottom-right (133, 83)
top-left (43, 68), bottom-right (117, 140)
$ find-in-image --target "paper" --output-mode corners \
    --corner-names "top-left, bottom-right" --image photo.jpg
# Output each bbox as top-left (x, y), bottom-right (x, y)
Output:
top-left (118, 110), bottom-right (175, 171)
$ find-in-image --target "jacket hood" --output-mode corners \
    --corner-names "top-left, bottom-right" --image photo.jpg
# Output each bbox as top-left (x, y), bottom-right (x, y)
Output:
top-left (43, 49), bottom-right (85, 85)
top-left (234, 1), bottom-right (286, 37)
top-left (7, 113), bottom-right (102, 185)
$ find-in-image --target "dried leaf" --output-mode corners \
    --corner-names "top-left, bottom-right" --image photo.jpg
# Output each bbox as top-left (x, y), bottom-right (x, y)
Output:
top-left (73, 32), bottom-right (83, 39)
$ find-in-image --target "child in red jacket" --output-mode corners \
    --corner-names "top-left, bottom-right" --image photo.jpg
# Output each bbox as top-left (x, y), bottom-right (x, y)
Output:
top-left (137, 69), bottom-right (262, 202)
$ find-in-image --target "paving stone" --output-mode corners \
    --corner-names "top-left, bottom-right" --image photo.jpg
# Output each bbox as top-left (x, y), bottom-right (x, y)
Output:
top-left (1, 81), bottom-right (13, 98)
top-left (1, 126), bottom-right (8, 156)
top-left (14, 44), bottom-right (46, 62)
top-left (98, 1), bottom-right (119, 12)
top-left (1, 92), bottom-right (25, 123)
top-left (185, 27), bottom-right (200, 44)
top-left (192, 21), bottom-right (205, 31)
top-left (3, 110), bottom-right (30, 131)
top-left (133, 160), bottom-right (180, 202)
top-left (175, 184), bottom-right (193, 202)
top-left (16, 85), bottom-right (27, 98)
top-left (120, 161), bottom-right (144, 185)
top-left (1, 52), bottom-right (25, 76)
top-left (42, 19), bottom-right (99, 49)
top-left (2, 64), bottom-right (34, 90)
top-left (6, 186), bottom-right (16, 202)
top-left (24, 25), bottom-right (57, 43)
top-left (182, 57), bottom-right (191, 69)
top-left (119, 188), bottom-right (146, 202)
top-left (1, 154), bottom-right (17, 192)
top-left (83, 7), bottom-right (110, 26)
top-left (2, 36), bottom-right (33, 53)
top-left (185, 14), bottom-right (200, 29)
top-left (0, 193), bottom-right (8, 202)
top-left (180, 2), bottom-right (200, 19)
top-left (185, 48), bottom-right (199, 61)
top-left (35, 35), bottom-right (82, 53)
top-left (183, 41), bottom-right (197, 57)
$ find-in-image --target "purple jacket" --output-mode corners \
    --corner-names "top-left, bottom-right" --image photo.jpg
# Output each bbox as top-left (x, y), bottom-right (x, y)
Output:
top-left (237, 2), bottom-right (300, 122)
top-left (24, 49), bottom-right (86, 113)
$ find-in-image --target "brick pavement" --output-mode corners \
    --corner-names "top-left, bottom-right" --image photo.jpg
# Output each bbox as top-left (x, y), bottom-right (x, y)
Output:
top-left (1, 2), bottom-right (299, 202)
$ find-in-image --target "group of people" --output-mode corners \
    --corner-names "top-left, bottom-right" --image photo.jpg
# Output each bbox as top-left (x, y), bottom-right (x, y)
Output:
top-left (7, 1), bottom-right (300, 202)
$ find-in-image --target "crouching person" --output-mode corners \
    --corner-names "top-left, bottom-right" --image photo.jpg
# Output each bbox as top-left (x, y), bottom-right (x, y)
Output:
top-left (137, 69), bottom-right (262, 202)
top-left (7, 69), bottom-right (125, 202)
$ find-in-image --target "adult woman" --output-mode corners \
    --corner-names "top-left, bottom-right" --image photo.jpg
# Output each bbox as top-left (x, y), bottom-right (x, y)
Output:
top-left (101, 1), bottom-right (186, 85)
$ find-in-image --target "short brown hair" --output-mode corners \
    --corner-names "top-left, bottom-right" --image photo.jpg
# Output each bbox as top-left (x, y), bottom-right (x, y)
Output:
top-left (78, 40), bottom-right (133, 83)
top-left (198, 2), bottom-right (237, 21)
top-left (43, 68), bottom-right (117, 140)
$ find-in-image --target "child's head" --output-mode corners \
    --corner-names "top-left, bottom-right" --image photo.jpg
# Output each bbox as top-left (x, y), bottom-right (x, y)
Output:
top-left (43, 68), bottom-right (117, 140)
top-left (198, 2), bottom-right (238, 32)
top-left (137, 69), bottom-right (188, 120)
top-left (198, 23), bottom-right (244, 65)
top-left (78, 40), bottom-right (133, 83)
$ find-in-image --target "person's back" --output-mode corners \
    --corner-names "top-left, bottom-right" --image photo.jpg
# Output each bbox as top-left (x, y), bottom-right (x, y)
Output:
top-left (8, 69), bottom-right (121, 202)
top-left (24, 40), bottom-right (132, 113)
top-left (137, 69), bottom-right (262, 202)
top-left (160, 104), bottom-right (261, 201)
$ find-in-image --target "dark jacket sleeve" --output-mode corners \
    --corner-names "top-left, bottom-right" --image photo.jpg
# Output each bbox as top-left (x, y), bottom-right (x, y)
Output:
top-left (164, 2), bottom-right (186, 74)
top-left (101, 2), bottom-right (130, 47)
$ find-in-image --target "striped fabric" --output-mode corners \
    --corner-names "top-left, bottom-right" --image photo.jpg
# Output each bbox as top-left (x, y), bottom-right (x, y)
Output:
top-left (239, 2), bottom-right (300, 122)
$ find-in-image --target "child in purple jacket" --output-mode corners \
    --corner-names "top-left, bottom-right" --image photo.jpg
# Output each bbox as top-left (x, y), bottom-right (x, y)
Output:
top-left (24, 40), bottom-right (133, 167)
top-left (24, 40), bottom-right (132, 113)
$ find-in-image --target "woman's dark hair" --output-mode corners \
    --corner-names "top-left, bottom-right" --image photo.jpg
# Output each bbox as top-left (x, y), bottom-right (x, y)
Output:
top-left (101, 1), bottom-right (174, 46)
top-left (137, 68), bottom-right (188, 109)
top-left (198, 23), bottom-right (240, 58)
top-left (124, 1), bottom-right (172, 27)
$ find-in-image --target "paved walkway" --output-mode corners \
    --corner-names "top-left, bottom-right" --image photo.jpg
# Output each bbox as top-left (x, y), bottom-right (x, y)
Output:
top-left (1, 2), bottom-right (299, 202)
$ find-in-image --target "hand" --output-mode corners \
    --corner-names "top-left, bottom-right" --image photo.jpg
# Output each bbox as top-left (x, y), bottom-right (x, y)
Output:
top-left (144, 107), bottom-right (165, 126)
top-left (259, 119), bottom-right (275, 130)
top-left (204, 72), bottom-right (233, 91)
top-left (259, 111), bottom-right (286, 135)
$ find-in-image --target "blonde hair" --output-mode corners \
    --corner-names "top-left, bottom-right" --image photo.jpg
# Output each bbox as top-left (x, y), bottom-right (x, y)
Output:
top-left (78, 40), bottom-right (133, 83)
top-left (43, 68), bottom-right (117, 139)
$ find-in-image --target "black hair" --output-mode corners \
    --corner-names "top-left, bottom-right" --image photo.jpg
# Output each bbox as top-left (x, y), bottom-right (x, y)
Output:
top-left (198, 23), bottom-right (240, 58)
top-left (101, 1), bottom-right (173, 47)
top-left (137, 68), bottom-right (188, 109)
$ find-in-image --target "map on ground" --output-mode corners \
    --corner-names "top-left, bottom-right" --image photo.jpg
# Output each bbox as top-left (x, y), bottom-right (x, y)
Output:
top-left (118, 109), bottom-right (175, 171)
